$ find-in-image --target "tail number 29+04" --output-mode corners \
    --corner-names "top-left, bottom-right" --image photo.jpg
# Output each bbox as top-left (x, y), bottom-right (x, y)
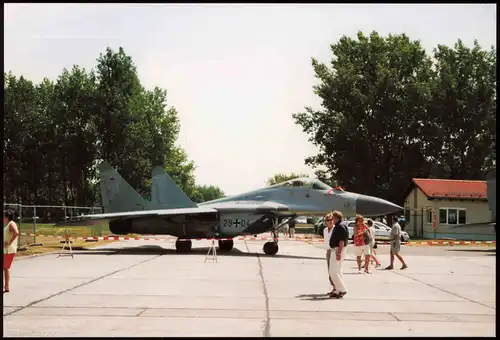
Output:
top-left (222, 219), bottom-right (251, 228)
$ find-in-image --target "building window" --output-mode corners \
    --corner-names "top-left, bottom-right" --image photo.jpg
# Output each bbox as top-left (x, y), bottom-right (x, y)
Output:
top-left (438, 208), bottom-right (467, 225)
top-left (439, 209), bottom-right (447, 224)
top-left (426, 209), bottom-right (433, 224)
top-left (448, 209), bottom-right (458, 224)
top-left (459, 210), bottom-right (466, 224)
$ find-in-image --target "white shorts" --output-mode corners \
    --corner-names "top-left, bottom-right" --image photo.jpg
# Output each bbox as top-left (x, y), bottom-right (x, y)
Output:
top-left (354, 245), bottom-right (371, 257)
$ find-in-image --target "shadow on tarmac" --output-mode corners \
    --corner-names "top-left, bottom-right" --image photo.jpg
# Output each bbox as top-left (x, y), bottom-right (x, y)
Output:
top-left (72, 245), bottom-right (325, 261)
top-left (295, 293), bottom-right (332, 301)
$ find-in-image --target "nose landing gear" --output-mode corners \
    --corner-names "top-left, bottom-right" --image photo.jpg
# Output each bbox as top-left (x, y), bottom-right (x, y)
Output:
top-left (262, 217), bottom-right (291, 256)
top-left (263, 241), bottom-right (279, 255)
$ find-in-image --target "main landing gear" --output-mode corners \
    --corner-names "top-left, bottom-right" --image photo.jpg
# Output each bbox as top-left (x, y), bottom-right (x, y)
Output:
top-left (218, 239), bottom-right (234, 251)
top-left (262, 217), bottom-right (292, 256)
top-left (175, 239), bottom-right (192, 253)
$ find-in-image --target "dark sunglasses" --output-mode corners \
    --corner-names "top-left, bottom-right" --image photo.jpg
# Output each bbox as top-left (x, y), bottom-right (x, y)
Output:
top-left (325, 218), bottom-right (333, 222)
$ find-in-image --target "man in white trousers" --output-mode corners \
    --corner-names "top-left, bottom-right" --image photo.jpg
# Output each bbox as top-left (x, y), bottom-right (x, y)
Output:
top-left (323, 213), bottom-right (336, 295)
top-left (328, 210), bottom-right (349, 299)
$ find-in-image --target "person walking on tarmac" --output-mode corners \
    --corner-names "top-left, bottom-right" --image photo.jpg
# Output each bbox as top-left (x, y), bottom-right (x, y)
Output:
top-left (4, 210), bottom-right (19, 293)
top-left (366, 219), bottom-right (381, 268)
top-left (353, 215), bottom-right (371, 274)
top-left (385, 215), bottom-right (408, 270)
top-left (323, 213), bottom-right (336, 295)
top-left (328, 210), bottom-right (349, 299)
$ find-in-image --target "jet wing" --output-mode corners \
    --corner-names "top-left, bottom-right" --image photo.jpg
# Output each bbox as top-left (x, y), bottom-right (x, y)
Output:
top-left (54, 206), bottom-right (218, 226)
top-left (81, 206), bottom-right (218, 219)
top-left (83, 201), bottom-right (288, 219)
top-left (55, 201), bottom-right (289, 227)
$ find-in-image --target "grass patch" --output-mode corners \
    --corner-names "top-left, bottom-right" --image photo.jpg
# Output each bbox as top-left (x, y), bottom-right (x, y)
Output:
top-left (123, 233), bottom-right (142, 238)
top-left (18, 223), bottom-right (111, 237)
top-left (16, 222), bottom-right (111, 247)
top-left (15, 236), bottom-right (113, 257)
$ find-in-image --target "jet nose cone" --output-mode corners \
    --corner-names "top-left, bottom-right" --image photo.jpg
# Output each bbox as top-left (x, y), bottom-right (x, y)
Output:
top-left (355, 194), bottom-right (403, 216)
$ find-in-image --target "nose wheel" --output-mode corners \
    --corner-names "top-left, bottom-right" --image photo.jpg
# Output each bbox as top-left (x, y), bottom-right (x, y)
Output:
top-left (263, 241), bottom-right (279, 255)
top-left (263, 217), bottom-right (284, 256)
top-left (262, 242), bottom-right (279, 255)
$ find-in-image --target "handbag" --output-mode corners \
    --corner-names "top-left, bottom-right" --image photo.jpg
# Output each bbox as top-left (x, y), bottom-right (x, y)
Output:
top-left (363, 229), bottom-right (372, 245)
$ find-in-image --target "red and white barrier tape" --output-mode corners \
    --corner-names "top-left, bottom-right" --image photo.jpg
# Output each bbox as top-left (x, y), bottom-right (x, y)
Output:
top-left (304, 239), bottom-right (496, 246)
top-left (405, 240), bottom-right (496, 246)
top-left (19, 233), bottom-right (304, 242)
top-left (19, 233), bottom-right (495, 245)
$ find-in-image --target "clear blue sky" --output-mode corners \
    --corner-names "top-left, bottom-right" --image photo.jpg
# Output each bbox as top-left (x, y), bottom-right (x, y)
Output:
top-left (4, 4), bottom-right (496, 195)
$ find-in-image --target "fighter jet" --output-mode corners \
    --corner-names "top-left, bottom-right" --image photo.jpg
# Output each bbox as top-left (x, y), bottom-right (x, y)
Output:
top-left (73, 162), bottom-right (403, 255)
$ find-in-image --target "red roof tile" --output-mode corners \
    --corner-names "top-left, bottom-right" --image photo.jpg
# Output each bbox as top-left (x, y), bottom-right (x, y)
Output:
top-left (413, 178), bottom-right (487, 199)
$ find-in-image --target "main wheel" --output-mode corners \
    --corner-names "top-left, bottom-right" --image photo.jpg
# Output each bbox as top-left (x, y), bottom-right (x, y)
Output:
top-left (175, 239), bottom-right (192, 253)
top-left (401, 235), bottom-right (405, 242)
top-left (263, 241), bottom-right (279, 255)
top-left (218, 239), bottom-right (234, 251)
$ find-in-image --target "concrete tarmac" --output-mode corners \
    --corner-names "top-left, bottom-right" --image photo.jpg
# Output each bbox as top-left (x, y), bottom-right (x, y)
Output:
top-left (3, 237), bottom-right (496, 337)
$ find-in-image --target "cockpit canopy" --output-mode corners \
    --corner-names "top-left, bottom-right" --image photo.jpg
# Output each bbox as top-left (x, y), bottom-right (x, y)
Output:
top-left (271, 178), bottom-right (333, 191)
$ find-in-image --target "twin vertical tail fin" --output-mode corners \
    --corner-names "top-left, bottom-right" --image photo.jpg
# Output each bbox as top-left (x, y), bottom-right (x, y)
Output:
top-left (98, 162), bottom-right (197, 213)
top-left (151, 166), bottom-right (198, 209)
top-left (99, 162), bottom-right (150, 213)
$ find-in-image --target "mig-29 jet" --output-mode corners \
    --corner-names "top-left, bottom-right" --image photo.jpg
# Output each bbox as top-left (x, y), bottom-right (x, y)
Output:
top-left (74, 162), bottom-right (403, 255)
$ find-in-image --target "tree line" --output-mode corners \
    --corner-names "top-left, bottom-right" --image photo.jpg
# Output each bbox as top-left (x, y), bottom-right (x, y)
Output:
top-left (294, 31), bottom-right (496, 204)
top-left (4, 47), bottom-right (225, 207)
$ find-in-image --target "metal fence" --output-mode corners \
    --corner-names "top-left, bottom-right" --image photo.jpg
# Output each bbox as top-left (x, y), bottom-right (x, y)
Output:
top-left (3, 203), bottom-right (106, 246)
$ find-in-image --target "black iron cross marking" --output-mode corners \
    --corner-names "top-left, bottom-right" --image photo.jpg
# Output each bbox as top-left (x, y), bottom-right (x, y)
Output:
top-left (233, 219), bottom-right (241, 228)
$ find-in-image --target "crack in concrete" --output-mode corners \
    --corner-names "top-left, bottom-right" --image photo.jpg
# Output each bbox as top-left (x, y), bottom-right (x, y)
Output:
top-left (136, 308), bottom-right (148, 317)
top-left (244, 240), bottom-right (270, 338)
top-left (388, 312), bottom-right (401, 321)
top-left (4, 254), bottom-right (162, 317)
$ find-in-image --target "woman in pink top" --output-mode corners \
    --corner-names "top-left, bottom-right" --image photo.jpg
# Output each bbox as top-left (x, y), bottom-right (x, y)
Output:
top-left (353, 215), bottom-right (371, 274)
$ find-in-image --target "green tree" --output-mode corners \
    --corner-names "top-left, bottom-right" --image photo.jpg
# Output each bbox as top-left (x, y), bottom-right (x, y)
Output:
top-left (3, 46), bottom-right (202, 208)
top-left (266, 172), bottom-right (309, 186)
top-left (92, 47), bottom-right (199, 201)
top-left (4, 73), bottom-right (38, 203)
top-left (294, 31), bottom-right (437, 202)
top-left (195, 185), bottom-right (225, 203)
top-left (51, 66), bottom-right (99, 206)
top-left (94, 47), bottom-right (145, 192)
top-left (428, 40), bottom-right (496, 178)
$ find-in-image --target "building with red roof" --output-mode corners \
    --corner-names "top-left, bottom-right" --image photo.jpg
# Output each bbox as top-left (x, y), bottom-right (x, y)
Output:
top-left (402, 178), bottom-right (494, 241)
